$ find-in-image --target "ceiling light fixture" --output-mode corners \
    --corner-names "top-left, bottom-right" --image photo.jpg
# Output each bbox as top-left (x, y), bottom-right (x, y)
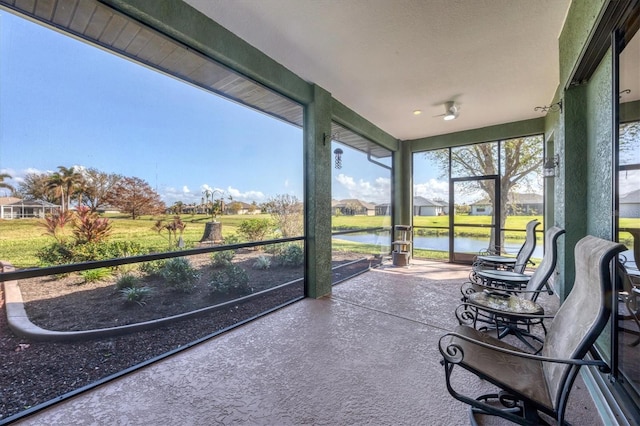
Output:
top-left (443, 101), bottom-right (459, 121)
top-left (413, 110), bottom-right (422, 116)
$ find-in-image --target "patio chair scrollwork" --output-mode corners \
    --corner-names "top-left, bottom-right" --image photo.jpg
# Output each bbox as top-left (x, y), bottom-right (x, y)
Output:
top-left (456, 227), bottom-right (565, 352)
top-left (439, 235), bottom-right (626, 425)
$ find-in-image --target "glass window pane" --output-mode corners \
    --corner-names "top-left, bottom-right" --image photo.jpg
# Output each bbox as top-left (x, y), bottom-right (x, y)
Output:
top-left (331, 139), bottom-right (391, 279)
top-left (413, 149), bottom-right (450, 259)
top-left (500, 135), bottom-right (544, 261)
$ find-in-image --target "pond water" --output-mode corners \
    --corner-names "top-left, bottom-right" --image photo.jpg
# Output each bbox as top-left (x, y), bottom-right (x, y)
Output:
top-left (333, 232), bottom-right (544, 258)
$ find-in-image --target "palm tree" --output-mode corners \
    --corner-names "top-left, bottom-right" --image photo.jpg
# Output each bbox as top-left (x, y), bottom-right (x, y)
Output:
top-left (47, 166), bottom-right (82, 212)
top-left (0, 173), bottom-right (14, 194)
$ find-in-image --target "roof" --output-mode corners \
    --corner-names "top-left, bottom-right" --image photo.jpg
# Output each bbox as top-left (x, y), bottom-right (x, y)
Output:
top-left (414, 196), bottom-right (448, 207)
top-left (471, 193), bottom-right (543, 206)
top-left (3, 198), bottom-right (60, 208)
top-left (331, 199), bottom-right (376, 209)
top-left (0, 197), bottom-right (22, 206)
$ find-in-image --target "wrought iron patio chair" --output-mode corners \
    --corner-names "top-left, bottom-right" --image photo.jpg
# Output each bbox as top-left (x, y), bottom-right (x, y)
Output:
top-left (456, 227), bottom-right (565, 353)
top-left (471, 219), bottom-right (540, 276)
top-left (619, 258), bottom-right (640, 347)
top-left (439, 235), bottom-right (625, 425)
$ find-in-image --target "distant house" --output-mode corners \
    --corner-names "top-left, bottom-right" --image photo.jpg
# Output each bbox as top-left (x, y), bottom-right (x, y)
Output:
top-left (620, 189), bottom-right (640, 218)
top-left (413, 196), bottom-right (449, 216)
top-left (96, 205), bottom-right (120, 214)
top-left (332, 199), bottom-right (375, 216)
top-left (470, 193), bottom-right (543, 216)
top-left (0, 197), bottom-right (60, 219)
top-left (375, 203), bottom-right (391, 216)
top-left (224, 202), bottom-right (261, 215)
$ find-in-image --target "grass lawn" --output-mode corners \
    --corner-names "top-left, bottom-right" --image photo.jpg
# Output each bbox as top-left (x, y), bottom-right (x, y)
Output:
top-left (0, 213), bottom-right (250, 268)
top-left (1, 213), bottom-right (637, 269)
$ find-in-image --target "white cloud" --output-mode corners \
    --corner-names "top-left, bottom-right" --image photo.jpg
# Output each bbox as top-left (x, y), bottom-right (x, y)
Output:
top-left (414, 178), bottom-right (449, 200)
top-left (226, 186), bottom-right (265, 202)
top-left (182, 186), bottom-right (190, 194)
top-left (334, 174), bottom-right (390, 204)
top-left (0, 167), bottom-right (55, 185)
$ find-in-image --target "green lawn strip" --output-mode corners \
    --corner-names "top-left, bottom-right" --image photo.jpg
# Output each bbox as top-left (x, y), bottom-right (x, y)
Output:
top-left (1, 214), bottom-right (637, 269)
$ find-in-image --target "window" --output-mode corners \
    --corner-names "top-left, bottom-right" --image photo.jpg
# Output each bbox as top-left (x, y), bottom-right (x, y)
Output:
top-left (330, 125), bottom-right (391, 281)
top-left (413, 135), bottom-right (543, 262)
top-left (0, 6), bottom-right (304, 420)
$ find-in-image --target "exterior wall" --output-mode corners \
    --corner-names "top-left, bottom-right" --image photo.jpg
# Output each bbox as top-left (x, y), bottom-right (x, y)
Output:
top-left (470, 205), bottom-right (492, 216)
top-left (586, 49), bottom-right (614, 240)
top-left (415, 206), bottom-right (441, 216)
top-left (547, 0), bottom-right (611, 299)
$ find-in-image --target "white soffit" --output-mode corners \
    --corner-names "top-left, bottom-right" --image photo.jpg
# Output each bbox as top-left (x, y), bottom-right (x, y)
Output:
top-left (184, 0), bottom-right (572, 141)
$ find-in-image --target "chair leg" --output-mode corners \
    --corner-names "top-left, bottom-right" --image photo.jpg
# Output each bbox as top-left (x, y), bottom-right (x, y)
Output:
top-left (625, 299), bottom-right (640, 347)
top-left (468, 392), bottom-right (549, 426)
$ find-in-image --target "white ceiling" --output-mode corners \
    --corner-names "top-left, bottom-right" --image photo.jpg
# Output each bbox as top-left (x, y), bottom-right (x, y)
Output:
top-left (184, 0), bottom-right (572, 141)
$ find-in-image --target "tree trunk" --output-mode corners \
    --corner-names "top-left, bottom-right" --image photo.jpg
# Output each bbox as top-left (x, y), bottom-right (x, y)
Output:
top-left (200, 221), bottom-right (222, 243)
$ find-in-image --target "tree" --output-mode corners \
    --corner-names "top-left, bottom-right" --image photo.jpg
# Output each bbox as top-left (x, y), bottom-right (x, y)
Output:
top-left (426, 136), bottom-right (543, 251)
top-left (170, 201), bottom-right (184, 215)
top-left (202, 188), bottom-right (226, 221)
top-left (264, 194), bottom-right (303, 237)
top-left (47, 166), bottom-right (82, 212)
top-left (0, 173), bottom-right (14, 194)
top-left (78, 168), bottom-right (122, 212)
top-left (105, 176), bottom-right (165, 219)
top-left (17, 172), bottom-right (57, 203)
top-left (227, 201), bottom-right (244, 214)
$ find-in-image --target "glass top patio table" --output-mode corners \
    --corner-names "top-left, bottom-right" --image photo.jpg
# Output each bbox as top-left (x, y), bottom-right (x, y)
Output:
top-left (476, 269), bottom-right (531, 284)
top-left (476, 255), bottom-right (517, 263)
top-left (468, 290), bottom-right (544, 315)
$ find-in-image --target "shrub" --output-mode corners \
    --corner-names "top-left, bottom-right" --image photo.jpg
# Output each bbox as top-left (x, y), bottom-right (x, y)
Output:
top-left (253, 255), bottom-right (271, 270)
top-left (71, 241), bottom-right (146, 262)
top-left (223, 233), bottom-right (243, 245)
top-left (160, 257), bottom-right (200, 293)
top-left (139, 259), bottom-right (167, 276)
top-left (120, 286), bottom-right (152, 306)
top-left (72, 206), bottom-right (112, 244)
top-left (211, 250), bottom-right (235, 267)
top-left (36, 240), bottom-right (146, 266)
top-left (237, 218), bottom-right (273, 242)
top-left (40, 210), bottom-right (74, 242)
top-left (208, 264), bottom-right (250, 294)
top-left (276, 244), bottom-right (304, 267)
top-left (79, 268), bottom-right (112, 283)
top-left (36, 242), bottom-right (75, 266)
top-left (115, 274), bottom-right (140, 290)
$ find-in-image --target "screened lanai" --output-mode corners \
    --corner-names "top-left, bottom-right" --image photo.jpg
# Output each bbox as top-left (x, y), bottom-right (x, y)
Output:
top-left (0, 0), bottom-right (639, 424)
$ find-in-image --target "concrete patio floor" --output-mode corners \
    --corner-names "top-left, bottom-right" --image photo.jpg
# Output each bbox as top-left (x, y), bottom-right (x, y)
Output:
top-left (12, 259), bottom-right (602, 425)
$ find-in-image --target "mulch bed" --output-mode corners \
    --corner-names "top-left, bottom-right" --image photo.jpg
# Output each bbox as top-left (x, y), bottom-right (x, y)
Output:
top-left (0, 252), bottom-right (375, 422)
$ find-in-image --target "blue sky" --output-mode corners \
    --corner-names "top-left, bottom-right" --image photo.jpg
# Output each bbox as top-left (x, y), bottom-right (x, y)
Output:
top-left (0, 10), bottom-right (446, 206)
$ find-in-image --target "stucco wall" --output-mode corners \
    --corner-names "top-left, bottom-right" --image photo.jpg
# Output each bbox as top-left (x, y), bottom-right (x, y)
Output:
top-left (548, 0), bottom-right (611, 299)
top-left (586, 49), bottom-right (614, 240)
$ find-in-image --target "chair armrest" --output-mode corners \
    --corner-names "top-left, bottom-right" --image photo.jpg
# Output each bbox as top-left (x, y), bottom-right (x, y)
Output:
top-left (438, 331), bottom-right (607, 368)
top-left (456, 302), bottom-right (554, 322)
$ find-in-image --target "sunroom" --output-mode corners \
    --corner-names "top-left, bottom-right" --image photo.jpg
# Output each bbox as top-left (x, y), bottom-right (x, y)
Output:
top-left (0, 0), bottom-right (638, 424)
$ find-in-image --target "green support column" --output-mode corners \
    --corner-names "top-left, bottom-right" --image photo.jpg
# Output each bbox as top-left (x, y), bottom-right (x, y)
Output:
top-left (393, 142), bottom-right (413, 230)
top-left (556, 86), bottom-right (589, 299)
top-left (304, 85), bottom-right (332, 298)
